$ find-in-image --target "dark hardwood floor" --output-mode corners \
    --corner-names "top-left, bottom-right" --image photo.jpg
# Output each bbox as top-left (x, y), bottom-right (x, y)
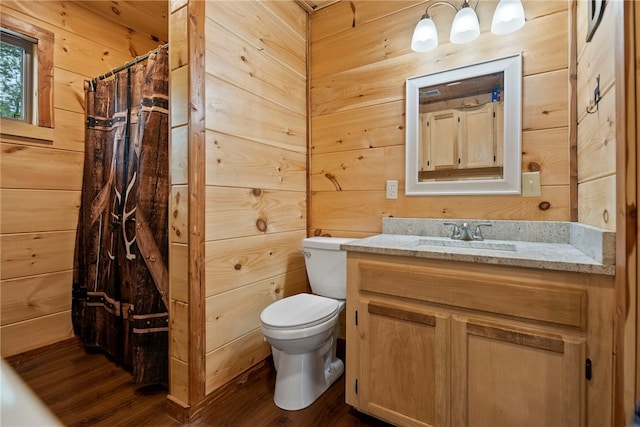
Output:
top-left (6, 338), bottom-right (392, 426)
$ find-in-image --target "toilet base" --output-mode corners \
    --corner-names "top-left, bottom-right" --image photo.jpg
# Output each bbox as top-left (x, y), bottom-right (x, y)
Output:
top-left (273, 348), bottom-right (344, 411)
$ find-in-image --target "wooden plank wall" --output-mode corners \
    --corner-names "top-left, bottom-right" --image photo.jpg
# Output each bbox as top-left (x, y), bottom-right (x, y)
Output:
top-left (309, 0), bottom-right (572, 237)
top-left (168, 0), bottom-right (193, 409)
top-left (575, 0), bottom-right (617, 231)
top-left (202, 1), bottom-right (309, 395)
top-left (0, 1), bottom-right (165, 357)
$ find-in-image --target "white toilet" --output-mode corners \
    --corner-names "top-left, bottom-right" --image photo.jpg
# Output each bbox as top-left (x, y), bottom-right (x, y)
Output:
top-left (260, 236), bottom-right (356, 410)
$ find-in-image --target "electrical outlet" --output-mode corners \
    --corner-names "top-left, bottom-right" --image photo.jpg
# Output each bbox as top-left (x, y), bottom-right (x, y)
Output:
top-left (522, 172), bottom-right (541, 197)
top-left (386, 180), bottom-right (398, 199)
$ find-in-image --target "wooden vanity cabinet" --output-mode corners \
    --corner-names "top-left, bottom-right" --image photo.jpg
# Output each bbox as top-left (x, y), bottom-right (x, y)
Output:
top-left (345, 253), bottom-right (614, 427)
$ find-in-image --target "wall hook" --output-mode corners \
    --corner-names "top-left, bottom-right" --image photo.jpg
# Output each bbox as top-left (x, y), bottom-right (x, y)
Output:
top-left (586, 74), bottom-right (601, 114)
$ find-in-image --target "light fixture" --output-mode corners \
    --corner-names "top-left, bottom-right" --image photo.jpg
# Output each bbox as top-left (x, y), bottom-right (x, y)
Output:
top-left (410, 0), bottom-right (526, 52)
top-left (491, 0), bottom-right (525, 35)
top-left (410, 13), bottom-right (439, 52)
top-left (450, 1), bottom-right (480, 44)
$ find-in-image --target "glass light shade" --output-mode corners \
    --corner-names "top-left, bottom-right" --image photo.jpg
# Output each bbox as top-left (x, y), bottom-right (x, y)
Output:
top-left (450, 6), bottom-right (480, 44)
top-left (491, 0), bottom-right (525, 35)
top-left (411, 17), bottom-right (438, 52)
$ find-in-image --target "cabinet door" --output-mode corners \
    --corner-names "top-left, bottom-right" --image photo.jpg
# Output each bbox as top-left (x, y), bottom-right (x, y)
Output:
top-left (451, 316), bottom-right (585, 427)
top-left (359, 300), bottom-right (449, 427)
top-left (460, 104), bottom-right (496, 169)
top-left (427, 111), bottom-right (458, 170)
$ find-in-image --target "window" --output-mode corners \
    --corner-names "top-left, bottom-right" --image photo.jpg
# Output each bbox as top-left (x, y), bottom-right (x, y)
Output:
top-left (0, 13), bottom-right (54, 131)
top-left (1, 28), bottom-right (36, 122)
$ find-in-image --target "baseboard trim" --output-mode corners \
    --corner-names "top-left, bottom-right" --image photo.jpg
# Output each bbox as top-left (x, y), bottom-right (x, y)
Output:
top-left (166, 358), bottom-right (270, 423)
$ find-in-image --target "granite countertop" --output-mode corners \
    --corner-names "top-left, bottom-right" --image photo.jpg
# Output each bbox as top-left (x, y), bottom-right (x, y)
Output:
top-left (341, 218), bottom-right (616, 276)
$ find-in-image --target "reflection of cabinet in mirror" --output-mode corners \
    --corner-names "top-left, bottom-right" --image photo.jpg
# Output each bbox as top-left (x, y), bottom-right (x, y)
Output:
top-left (419, 101), bottom-right (503, 181)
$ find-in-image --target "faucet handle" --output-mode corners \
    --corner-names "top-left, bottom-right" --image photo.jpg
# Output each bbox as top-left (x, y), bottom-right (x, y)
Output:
top-left (473, 223), bottom-right (492, 240)
top-left (443, 222), bottom-right (461, 239)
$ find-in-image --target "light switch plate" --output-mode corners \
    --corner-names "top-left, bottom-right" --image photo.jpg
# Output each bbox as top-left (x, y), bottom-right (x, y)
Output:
top-left (386, 180), bottom-right (398, 199)
top-left (522, 172), bottom-right (541, 197)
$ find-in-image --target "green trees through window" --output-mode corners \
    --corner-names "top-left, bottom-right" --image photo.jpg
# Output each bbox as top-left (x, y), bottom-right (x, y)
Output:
top-left (0, 28), bottom-right (34, 123)
top-left (0, 39), bottom-right (25, 120)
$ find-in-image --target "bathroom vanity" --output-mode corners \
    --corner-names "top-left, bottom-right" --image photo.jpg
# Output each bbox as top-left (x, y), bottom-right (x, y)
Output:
top-left (343, 218), bottom-right (615, 427)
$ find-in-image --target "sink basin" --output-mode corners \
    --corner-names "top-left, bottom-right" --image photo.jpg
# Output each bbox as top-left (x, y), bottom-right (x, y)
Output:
top-left (417, 238), bottom-right (517, 252)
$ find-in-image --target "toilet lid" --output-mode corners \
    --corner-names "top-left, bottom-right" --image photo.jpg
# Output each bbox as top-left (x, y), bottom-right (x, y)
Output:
top-left (261, 293), bottom-right (340, 329)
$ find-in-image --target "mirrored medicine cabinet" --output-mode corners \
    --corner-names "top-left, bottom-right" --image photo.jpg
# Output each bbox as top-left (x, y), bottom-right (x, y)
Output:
top-left (405, 53), bottom-right (522, 196)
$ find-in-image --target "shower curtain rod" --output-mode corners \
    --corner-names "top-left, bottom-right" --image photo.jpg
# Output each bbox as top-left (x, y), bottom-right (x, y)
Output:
top-left (91, 43), bottom-right (168, 84)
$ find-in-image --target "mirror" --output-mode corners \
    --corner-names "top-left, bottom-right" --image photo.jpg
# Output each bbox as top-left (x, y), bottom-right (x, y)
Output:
top-left (405, 54), bottom-right (522, 195)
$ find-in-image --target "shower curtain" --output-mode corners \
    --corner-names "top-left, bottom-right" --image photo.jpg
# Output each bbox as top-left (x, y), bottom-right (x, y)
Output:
top-left (72, 47), bottom-right (169, 385)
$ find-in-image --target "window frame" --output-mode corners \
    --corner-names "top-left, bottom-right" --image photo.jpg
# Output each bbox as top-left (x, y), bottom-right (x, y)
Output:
top-left (0, 13), bottom-right (53, 129)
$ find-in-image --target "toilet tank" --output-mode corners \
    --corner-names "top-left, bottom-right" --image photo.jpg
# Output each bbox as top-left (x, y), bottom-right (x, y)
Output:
top-left (302, 237), bottom-right (357, 300)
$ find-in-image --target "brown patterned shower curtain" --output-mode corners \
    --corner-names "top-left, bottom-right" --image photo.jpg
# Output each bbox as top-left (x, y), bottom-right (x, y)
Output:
top-left (72, 47), bottom-right (169, 385)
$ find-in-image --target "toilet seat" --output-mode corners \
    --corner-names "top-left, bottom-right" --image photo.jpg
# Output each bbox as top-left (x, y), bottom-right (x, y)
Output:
top-left (260, 293), bottom-right (339, 330)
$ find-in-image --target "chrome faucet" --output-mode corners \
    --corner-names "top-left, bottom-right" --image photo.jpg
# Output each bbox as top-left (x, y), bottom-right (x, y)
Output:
top-left (444, 222), bottom-right (492, 241)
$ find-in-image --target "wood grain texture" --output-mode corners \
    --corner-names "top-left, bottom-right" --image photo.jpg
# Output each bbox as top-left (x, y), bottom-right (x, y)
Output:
top-left (170, 185), bottom-right (188, 244)
top-left (205, 74), bottom-right (306, 153)
top-left (522, 69), bottom-right (570, 131)
top-left (54, 68), bottom-right (86, 114)
top-left (348, 252), bottom-right (612, 427)
top-left (0, 189), bottom-right (80, 234)
top-left (169, 4), bottom-right (188, 71)
top-left (311, 101), bottom-right (404, 154)
top-left (206, 1), bottom-right (306, 78)
top-left (170, 356), bottom-right (189, 405)
top-left (577, 86), bottom-right (617, 182)
top-left (0, 311), bottom-right (73, 357)
top-left (311, 2), bottom-right (567, 80)
top-left (0, 231), bottom-right (75, 280)
top-left (578, 175), bottom-right (617, 231)
top-left (74, 0), bottom-right (168, 44)
top-left (576, 0), bottom-right (616, 124)
top-left (368, 301), bottom-right (436, 326)
top-left (0, 143), bottom-right (83, 190)
top-left (463, 321), bottom-right (584, 427)
top-left (3, 5), bottom-right (161, 79)
top-left (204, 230), bottom-right (307, 297)
top-left (200, 1), bottom-right (309, 411)
top-left (310, 186), bottom-right (571, 234)
top-left (309, 2), bottom-right (573, 230)
top-left (205, 268), bottom-right (307, 352)
top-left (171, 127), bottom-right (188, 186)
top-left (522, 128), bottom-right (570, 185)
top-left (170, 299), bottom-right (189, 362)
top-left (52, 110), bottom-right (85, 152)
top-left (205, 18), bottom-right (306, 115)
top-left (0, 271), bottom-right (72, 325)
top-left (187, 0), bottom-right (206, 406)
top-left (365, 303), bottom-right (437, 425)
top-left (205, 187), bottom-right (306, 240)
top-left (358, 260), bottom-right (588, 329)
top-left (0, 1), bottom-right (166, 359)
top-left (170, 67), bottom-right (188, 127)
top-left (206, 131), bottom-right (307, 191)
top-left (6, 338), bottom-right (391, 427)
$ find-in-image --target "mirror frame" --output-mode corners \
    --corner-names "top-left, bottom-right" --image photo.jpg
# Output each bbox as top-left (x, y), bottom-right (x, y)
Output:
top-left (405, 53), bottom-right (522, 196)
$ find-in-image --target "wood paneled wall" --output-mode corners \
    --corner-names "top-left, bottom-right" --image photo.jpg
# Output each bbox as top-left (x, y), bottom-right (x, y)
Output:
top-left (167, 0), bottom-right (197, 410)
top-left (0, 1), bottom-right (165, 358)
top-left (167, 0), bottom-right (308, 417)
top-left (202, 1), bottom-right (308, 395)
top-left (309, 1), bottom-right (572, 237)
top-left (575, 0), bottom-right (617, 231)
